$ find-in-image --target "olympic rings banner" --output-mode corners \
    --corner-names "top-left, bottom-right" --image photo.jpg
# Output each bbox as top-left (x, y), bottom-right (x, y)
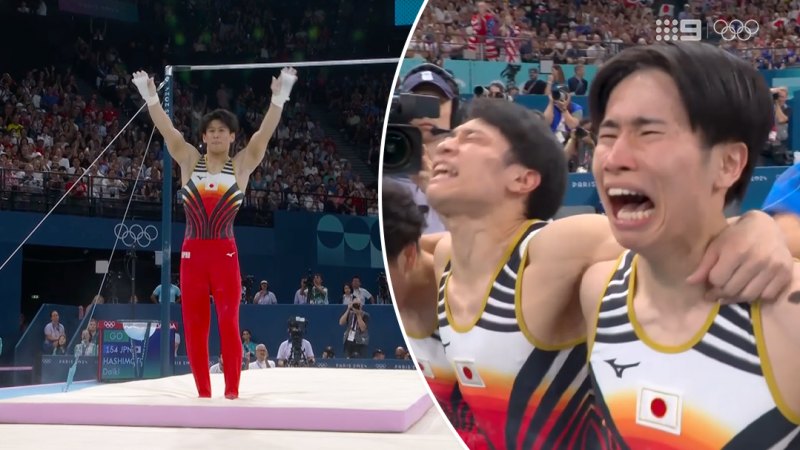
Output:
top-left (113, 224), bottom-right (159, 248)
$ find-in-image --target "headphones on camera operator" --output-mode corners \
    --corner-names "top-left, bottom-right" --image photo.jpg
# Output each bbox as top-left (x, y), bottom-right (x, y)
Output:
top-left (399, 62), bottom-right (467, 130)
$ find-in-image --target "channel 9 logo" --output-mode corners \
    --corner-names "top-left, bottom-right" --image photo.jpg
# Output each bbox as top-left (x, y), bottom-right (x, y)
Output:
top-left (655, 18), bottom-right (759, 42)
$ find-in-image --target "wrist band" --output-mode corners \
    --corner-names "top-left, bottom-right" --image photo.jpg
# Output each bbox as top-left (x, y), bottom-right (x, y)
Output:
top-left (271, 96), bottom-right (288, 107)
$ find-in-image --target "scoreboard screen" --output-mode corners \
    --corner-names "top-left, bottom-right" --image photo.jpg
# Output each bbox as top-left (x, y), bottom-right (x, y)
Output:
top-left (98, 320), bottom-right (176, 382)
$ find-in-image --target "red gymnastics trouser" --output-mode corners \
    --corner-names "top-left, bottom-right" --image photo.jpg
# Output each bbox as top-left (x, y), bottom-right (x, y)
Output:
top-left (180, 238), bottom-right (242, 398)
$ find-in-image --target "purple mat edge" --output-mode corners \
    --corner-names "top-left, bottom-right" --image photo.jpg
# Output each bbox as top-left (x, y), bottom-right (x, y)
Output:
top-left (0, 394), bottom-right (433, 433)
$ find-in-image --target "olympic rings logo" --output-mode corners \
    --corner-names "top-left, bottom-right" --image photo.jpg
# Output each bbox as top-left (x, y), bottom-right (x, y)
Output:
top-left (103, 321), bottom-right (116, 328)
top-left (713, 19), bottom-right (759, 41)
top-left (114, 223), bottom-right (159, 248)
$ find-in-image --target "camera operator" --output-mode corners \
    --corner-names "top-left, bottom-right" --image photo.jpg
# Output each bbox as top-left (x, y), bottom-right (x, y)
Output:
top-left (338, 297), bottom-right (370, 358)
top-left (563, 119), bottom-right (595, 173)
top-left (276, 322), bottom-right (315, 367)
top-left (385, 64), bottom-right (458, 233)
top-left (543, 76), bottom-right (583, 145)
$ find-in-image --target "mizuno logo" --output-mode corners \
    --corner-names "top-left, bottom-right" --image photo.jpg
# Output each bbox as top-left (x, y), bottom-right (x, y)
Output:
top-left (226, 252), bottom-right (235, 257)
top-left (605, 359), bottom-right (640, 378)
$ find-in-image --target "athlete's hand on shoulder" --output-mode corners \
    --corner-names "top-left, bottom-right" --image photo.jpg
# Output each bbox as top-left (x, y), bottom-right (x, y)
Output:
top-left (687, 210), bottom-right (792, 304)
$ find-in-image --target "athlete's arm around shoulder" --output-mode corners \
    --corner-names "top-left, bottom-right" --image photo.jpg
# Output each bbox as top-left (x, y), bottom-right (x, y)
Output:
top-left (758, 262), bottom-right (800, 420)
top-left (522, 213), bottom-right (620, 311)
top-left (519, 213), bottom-right (621, 345)
top-left (527, 213), bottom-right (622, 275)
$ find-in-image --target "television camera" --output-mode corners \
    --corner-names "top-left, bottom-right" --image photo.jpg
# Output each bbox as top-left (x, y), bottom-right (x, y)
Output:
top-left (383, 93), bottom-right (441, 176)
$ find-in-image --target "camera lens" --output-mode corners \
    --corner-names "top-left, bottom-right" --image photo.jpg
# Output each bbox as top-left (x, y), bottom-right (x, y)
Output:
top-left (383, 130), bottom-right (411, 171)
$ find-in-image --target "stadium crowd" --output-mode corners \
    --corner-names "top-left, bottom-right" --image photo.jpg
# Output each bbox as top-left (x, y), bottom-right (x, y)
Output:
top-left (409, 0), bottom-right (800, 68)
top-left (2, 0), bottom-right (385, 219)
top-left (405, 0), bottom-right (797, 170)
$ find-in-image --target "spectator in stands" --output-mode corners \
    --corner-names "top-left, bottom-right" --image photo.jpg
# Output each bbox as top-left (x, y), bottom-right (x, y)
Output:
top-left (253, 280), bottom-right (277, 304)
top-left (522, 68), bottom-right (547, 95)
top-left (350, 275), bottom-right (373, 304)
top-left (309, 273), bottom-right (329, 304)
top-left (342, 284), bottom-right (356, 306)
top-left (372, 349), bottom-right (385, 360)
top-left (52, 335), bottom-right (68, 355)
top-left (339, 297), bottom-right (370, 358)
top-left (241, 329), bottom-right (256, 362)
top-left (568, 64), bottom-right (588, 96)
top-left (43, 310), bottom-right (65, 352)
top-left (174, 331), bottom-right (181, 357)
top-left (151, 276), bottom-right (180, 304)
top-left (395, 346), bottom-right (410, 360)
top-left (86, 318), bottom-right (98, 343)
top-left (248, 344), bottom-right (276, 369)
top-left (210, 354), bottom-right (224, 374)
top-left (294, 278), bottom-right (308, 304)
top-left (321, 346), bottom-right (335, 359)
top-left (74, 329), bottom-right (97, 357)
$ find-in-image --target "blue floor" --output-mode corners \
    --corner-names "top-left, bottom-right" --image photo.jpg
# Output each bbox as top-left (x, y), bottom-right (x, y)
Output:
top-left (0, 380), bottom-right (99, 400)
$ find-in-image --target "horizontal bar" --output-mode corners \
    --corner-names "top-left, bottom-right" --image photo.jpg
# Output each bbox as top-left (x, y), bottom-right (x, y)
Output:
top-left (171, 58), bottom-right (400, 72)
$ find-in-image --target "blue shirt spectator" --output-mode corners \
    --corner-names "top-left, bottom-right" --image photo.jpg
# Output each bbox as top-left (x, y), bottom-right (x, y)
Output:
top-left (152, 284), bottom-right (181, 303)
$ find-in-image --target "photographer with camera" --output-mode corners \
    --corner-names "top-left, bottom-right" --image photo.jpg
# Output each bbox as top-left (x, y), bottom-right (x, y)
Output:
top-left (276, 317), bottom-right (315, 367)
top-left (338, 297), bottom-right (370, 358)
top-left (543, 75), bottom-right (583, 145)
top-left (563, 118), bottom-right (595, 173)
